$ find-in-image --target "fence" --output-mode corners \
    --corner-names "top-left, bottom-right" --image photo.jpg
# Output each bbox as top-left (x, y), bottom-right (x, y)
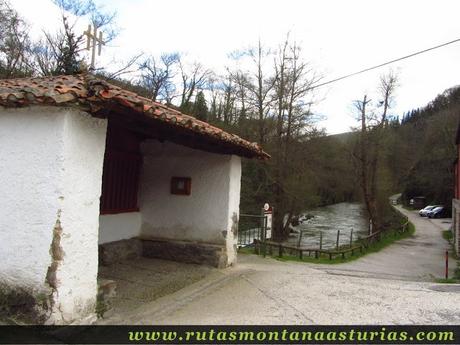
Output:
top-left (238, 214), bottom-right (268, 248)
top-left (251, 208), bottom-right (410, 261)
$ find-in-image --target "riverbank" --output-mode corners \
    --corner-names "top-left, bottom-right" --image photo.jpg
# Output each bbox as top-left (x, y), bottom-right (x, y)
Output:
top-left (240, 203), bottom-right (413, 264)
top-left (240, 220), bottom-right (414, 265)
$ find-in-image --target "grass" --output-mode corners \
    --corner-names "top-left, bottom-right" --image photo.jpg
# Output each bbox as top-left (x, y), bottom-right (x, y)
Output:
top-left (442, 230), bottom-right (453, 242)
top-left (239, 222), bottom-right (415, 265)
top-left (435, 278), bottom-right (458, 284)
top-left (454, 264), bottom-right (460, 281)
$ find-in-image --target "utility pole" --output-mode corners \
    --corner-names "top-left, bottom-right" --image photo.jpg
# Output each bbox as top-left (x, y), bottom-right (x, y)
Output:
top-left (83, 24), bottom-right (104, 70)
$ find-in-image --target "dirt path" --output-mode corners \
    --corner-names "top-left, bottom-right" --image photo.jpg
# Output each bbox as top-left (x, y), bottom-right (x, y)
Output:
top-left (310, 205), bottom-right (454, 282)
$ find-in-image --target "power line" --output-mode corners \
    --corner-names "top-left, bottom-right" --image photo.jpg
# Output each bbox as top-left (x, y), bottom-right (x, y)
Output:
top-left (311, 37), bottom-right (460, 89)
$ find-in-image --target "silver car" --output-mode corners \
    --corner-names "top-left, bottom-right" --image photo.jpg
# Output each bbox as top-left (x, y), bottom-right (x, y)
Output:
top-left (419, 205), bottom-right (441, 217)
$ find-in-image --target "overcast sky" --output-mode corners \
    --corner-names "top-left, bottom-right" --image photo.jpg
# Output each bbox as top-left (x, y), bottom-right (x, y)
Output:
top-left (13, 0), bottom-right (460, 134)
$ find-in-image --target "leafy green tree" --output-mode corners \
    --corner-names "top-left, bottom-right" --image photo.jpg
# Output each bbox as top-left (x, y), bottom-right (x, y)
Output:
top-left (193, 91), bottom-right (208, 122)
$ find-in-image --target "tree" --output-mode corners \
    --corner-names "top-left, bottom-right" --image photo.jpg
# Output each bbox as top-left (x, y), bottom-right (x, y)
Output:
top-left (270, 37), bottom-right (321, 240)
top-left (178, 59), bottom-right (210, 114)
top-left (352, 72), bottom-right (398, 233)
top-left (192, 91), bottom-right (208, 122)
top-left (139, 53), bottom-right (180, 103)
top-left (230, 41), bottom-right (276, 144)
top-left (0, 0), bottom-right (32, 78)
top-left (34, 15), bottom-right (84, 75)
top-left (33, 0), bottom-right (117, 76)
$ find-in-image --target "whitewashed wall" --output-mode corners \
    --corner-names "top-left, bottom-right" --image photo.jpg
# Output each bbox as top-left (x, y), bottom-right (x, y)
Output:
top-left (0, 106), bottom-right (107, 324)
top-left (99, 213), bottom-right (142, 244)
top-left (139, 141), bottom-right (241, 265)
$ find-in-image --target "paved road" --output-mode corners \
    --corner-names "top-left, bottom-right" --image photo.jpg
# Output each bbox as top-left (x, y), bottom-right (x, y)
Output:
top-left (101, 254), bottom-right (460, 325)
top-left (310, 206), bottom-right (454, 282)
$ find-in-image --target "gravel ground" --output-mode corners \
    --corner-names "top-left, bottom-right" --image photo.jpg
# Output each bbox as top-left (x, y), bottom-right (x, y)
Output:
top-left (100, 254), bottom-right (460, 325)
top-left (98, 206), bottom-right (460, 324)
top-left (98, 257), bottom-right (213, 318)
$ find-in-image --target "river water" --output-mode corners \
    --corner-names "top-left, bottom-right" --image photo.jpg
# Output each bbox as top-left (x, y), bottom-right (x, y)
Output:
top-left (286, 202), bottom-right (369, 249)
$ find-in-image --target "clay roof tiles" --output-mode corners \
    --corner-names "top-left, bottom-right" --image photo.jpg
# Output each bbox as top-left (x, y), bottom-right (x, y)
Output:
top-left (0, 74), bottom-right (269, 159)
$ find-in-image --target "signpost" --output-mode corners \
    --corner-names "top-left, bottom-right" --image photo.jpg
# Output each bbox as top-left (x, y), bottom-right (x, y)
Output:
top-left (262, 203), bottom-right (273, 240)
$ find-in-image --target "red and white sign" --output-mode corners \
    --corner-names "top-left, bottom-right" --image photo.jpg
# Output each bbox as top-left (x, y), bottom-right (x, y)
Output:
top-left (263, 203), bottom-right (273, 239)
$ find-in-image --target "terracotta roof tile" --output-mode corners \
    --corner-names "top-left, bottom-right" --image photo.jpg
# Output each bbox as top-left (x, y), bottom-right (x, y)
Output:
top-left (0, 74), bottom-right (269, 159)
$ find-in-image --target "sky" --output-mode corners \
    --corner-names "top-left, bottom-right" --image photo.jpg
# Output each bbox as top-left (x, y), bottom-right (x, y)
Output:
top-left (12, 0), bottom-right (460, 134)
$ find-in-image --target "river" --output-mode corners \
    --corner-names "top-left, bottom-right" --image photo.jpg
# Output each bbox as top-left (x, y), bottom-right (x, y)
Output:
top-left (286, 202), bottom-right (369, 249)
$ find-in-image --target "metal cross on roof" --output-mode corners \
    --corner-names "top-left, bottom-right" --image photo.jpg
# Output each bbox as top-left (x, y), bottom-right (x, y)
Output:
top-left (83, 24), bottom-right (104, 70)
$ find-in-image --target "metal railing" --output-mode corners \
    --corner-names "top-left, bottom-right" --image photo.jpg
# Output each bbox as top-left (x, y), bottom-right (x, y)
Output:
top-left (238, 214), bottom-right (268, 252)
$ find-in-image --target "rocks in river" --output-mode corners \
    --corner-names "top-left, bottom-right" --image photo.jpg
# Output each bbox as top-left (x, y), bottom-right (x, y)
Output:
top-left (291, 216), bottom-right (301, 226)
top-left (290, 227), bottom-right (300, 234)
top-left (290, 214), bottom-right (315, 227)
top-left (298, 214), bottom-right (314, 223)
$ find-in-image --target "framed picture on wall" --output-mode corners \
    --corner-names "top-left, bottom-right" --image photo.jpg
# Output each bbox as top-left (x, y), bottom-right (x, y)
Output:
top-left (171, 177), bottom-right (191, 195)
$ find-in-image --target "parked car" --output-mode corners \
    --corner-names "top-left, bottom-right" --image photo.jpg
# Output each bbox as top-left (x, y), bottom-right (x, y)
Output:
top-left (428, 206), bottom-right (451, 219)
top-left (419, 205), bottom-right (441, 217)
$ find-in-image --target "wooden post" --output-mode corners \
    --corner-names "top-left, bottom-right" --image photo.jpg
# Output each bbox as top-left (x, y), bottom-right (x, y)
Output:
top-left (278, 244), bottom-right (283, 258)
top-left (336, 230), bottom-right (340, 251)
top-left (319, 231), bottom-right (323, 250)
top-left (297, 230), bottom-right (303, 248)
top-left (446, 250), bottom-right (449, 280)
top-left (350, 229), bottom-right (353, 248)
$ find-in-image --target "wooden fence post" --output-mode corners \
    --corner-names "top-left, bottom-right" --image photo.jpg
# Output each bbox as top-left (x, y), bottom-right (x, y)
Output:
top-left (350, 229), bottom-right (353, 248)
top-left (336, 230), bottom-right (340, 251)
top-left (297, 230), bottom-right (303, 248)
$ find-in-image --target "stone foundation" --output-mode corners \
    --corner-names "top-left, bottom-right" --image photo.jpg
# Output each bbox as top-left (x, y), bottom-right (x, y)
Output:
top-left (141, 238), bottom-right (228, 268)
top-left (99, 239), bottom-right (142, 266)
top-left (99, 237), bottom-right (229, 268)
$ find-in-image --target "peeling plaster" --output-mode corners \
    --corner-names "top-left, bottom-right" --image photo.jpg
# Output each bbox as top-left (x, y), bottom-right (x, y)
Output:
top-left (46, 210), bottom-right (64, 290)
